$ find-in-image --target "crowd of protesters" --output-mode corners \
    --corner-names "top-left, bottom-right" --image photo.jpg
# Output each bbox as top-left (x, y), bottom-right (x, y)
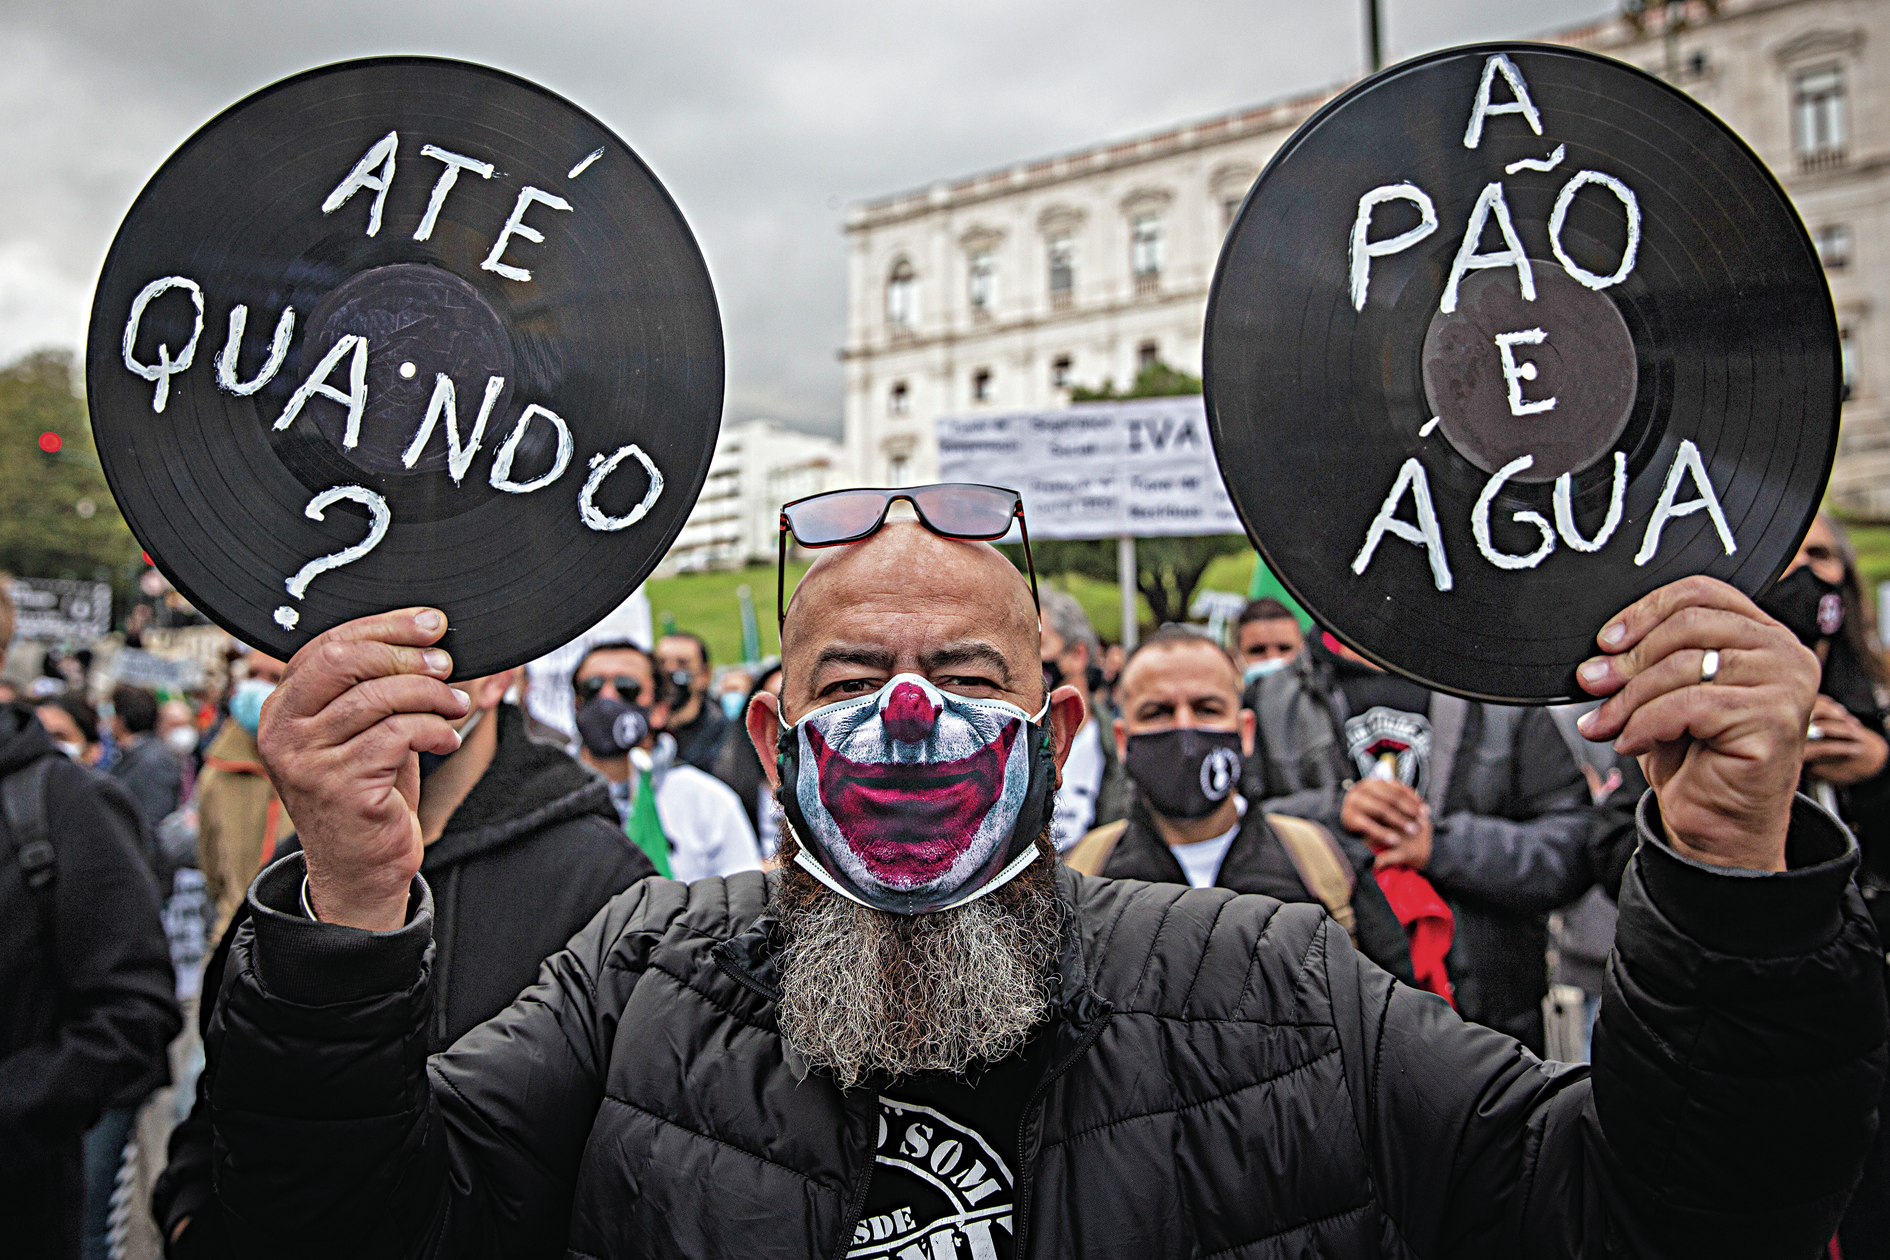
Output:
top-left (2, 509), bottom-right (1887, 1257)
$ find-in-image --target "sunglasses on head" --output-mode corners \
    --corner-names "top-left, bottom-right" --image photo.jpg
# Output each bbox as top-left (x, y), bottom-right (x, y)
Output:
top-left (777, 483), bottom-right (1039, 626)
top-left (574, 675), bottom-right (643, 705)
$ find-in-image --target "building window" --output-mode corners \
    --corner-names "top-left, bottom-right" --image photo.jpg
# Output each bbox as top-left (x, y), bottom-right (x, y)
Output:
top-left (1052, 355), bottom-right (1072, 389)
top-left (1132, 215), bottom-right (1163, 295)
top-left (1131, 214), bottom-right (1163, 278)
top-left (1047, 237), bottom-right (1074, 309)
top-left (1137, 341), bottom-right (1160, 372)
top-left (1222, 196), bottom-right (1243, 231)
top-left (968, 251), bottom-right (995, 315)
top-left (888, 381), bottom-right (909, 416)
top-left (972, 368), bottom-right (993, 402)
top-left (1794, 65), bottom-right (1847, 169)
top-left (1815, 224), bottom-right (1852, 269)
top-left (888, 454), bottom-right (909, 486)
top-left (1841, 325), bottom-right (1856, 401)
top-left (886, 258), bottom-right (917, 330)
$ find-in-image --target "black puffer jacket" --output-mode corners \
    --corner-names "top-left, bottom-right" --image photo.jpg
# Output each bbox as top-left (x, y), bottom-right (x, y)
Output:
top-left (1099, 795), bottom-right (1417, 986)
top-left (206, 793), bottom-right (1883, 1259)
top-left (0, 704), bottom-right (180, 1256)
top-left (155, 703), bottom-right (653, 1257)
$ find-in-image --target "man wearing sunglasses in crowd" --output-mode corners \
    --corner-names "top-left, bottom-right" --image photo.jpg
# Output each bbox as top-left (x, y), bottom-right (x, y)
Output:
top-left (568, 640), bottom-right (762, 882)
top-left (202, 481), bottom-right (1881, 1259)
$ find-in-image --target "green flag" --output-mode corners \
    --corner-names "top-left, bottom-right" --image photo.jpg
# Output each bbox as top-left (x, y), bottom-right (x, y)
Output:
top-left (624, 769), bottom-right (672, 878)
top-left (1246, 554), bottom-right (1313, 631)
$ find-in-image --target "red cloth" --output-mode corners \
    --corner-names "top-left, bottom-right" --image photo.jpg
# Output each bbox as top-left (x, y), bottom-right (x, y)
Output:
top-left (1374, 866), bottom-right (1455, 1006)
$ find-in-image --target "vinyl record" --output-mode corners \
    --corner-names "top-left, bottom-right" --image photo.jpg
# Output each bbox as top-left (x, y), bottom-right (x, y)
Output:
top-left (87, 56), bottom-right (722, 679)
top-left (1205, 43), bottom-right (1839, 703)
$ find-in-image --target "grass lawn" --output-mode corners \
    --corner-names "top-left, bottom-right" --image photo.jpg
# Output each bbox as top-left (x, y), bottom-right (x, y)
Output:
top-left (644, 549), bottom-right (1267, 667)
top-left (644, 562), bottom-right (809, 667)
top-left (648, 516), bottom-right (1890, 671)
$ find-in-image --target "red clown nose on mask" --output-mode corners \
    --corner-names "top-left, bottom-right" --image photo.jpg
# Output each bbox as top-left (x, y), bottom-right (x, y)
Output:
top-left (882, 681), bottom-right (941, 744)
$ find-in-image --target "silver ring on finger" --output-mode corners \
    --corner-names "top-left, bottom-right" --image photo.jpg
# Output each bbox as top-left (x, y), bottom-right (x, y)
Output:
top-left (1700, 648), bottom-right (1721, 685)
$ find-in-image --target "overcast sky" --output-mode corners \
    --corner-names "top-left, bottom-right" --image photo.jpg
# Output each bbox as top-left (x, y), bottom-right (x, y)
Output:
top-left (0, 0), bottom-right (1611, 437)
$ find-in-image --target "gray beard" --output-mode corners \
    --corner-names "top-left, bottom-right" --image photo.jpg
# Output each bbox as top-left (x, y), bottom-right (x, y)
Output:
top-left (770, 832), bottom-right (1062, 1089)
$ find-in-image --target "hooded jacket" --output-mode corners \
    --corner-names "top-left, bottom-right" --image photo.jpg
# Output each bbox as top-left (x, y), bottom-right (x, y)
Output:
top-left (0, 703), bottom-right (180, 1255)
top-left (154, 702), bottom-right (653, 1257)
top-left (1243, 646), bottom-right (1601, 1048)
top-left (204, 790), bottom-right (1884, 1260)
top-left (1099, 795), bottom-right (1418, 986)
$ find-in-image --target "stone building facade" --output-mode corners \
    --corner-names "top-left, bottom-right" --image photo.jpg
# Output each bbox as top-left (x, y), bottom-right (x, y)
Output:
top-left (841, 0), bottom-right (1889, 512)
top-left (664, 419), bottom-right (844, 571)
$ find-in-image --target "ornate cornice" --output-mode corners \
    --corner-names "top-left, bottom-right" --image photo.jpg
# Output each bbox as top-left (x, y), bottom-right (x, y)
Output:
top-left (1773, 25), bottom-right (1865, 64)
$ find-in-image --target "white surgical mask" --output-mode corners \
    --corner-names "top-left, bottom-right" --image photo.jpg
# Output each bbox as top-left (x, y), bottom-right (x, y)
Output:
top-left (1243, 657), bottom-right (1291, 684)
top-left (55, 740), bottom-right (84, 761)
top-left (164, 726), bottom-right (199, 755)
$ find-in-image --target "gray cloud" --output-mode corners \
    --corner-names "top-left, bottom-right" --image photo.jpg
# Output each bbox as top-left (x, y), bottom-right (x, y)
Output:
top-left (0, 0), bottom-right (1610, 436)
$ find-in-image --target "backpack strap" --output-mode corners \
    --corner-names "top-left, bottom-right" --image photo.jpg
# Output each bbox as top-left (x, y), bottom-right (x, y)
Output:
top-left (4, 755), bottom-right (58, 946)
top-left (1266, 813), bottom-right (1357, 943)
top-left (1064, 819), bottom-right (1128, 877)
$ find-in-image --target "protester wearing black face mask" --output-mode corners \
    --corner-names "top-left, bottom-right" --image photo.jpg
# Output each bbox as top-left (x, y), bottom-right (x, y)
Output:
top-left (1064, 627), bottom-right (1416, 984)
top-left (1758, 517), bottom-right (1890, 827)
top-left (1758, 514), bottom-right (1890, 1258)
top-left (654, 632), bottom-right (731, 772)
top-left (568, 641), bottom-right (762, 883)
top-left (153, 668), bottom-right (650, 1259)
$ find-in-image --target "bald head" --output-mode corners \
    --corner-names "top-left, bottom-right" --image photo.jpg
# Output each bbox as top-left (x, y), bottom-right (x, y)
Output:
top-left (777, 521), bottom-right (1038, 715)
top-left (752, 520), bottom-right (1085, 784)
top-left (785, 522), bottom-right (1036, 649)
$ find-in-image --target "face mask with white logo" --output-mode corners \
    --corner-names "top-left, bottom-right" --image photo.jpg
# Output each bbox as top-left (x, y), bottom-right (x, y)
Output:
top-left (1124, 728), bottom-right (1244, 820)
top-left (776, 673), bottom-right (1056, 916)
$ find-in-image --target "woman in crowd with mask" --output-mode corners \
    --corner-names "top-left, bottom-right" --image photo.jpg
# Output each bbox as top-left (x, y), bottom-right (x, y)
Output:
top-left (193, 651), bottom-right (292, 939)
top-left (157, 700), bottom-right (202, 776)
top-left (35, 693), bottom-right (102, 765)
top-left (1760, 516), bottom-right (1890, 880)
top-left (1760, 516), bottom-right (1890, 1256)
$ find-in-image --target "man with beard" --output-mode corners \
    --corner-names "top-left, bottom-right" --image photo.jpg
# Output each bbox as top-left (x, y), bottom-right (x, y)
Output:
top-left (205, 507), bottom-right (1882, 1259)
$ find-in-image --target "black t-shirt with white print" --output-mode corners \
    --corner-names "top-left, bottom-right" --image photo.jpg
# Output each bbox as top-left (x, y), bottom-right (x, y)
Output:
top-left (850, 1037), bottom-right (1049, 1260)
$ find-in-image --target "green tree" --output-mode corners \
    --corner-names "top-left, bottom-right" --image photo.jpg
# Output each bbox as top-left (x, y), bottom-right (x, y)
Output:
top-left (1070, 358), bottom-right (1203, 402)
top-left (0, 350), bottom-right (143, 607)
top-left (1008, 534), bottom-right (1246, 631)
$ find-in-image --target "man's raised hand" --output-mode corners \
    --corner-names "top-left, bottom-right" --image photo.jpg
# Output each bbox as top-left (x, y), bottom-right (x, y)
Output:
top-left (1341, 778), bottom-right (1432, 868)
top-left (1576, 576), bottom-right (1818, 872)
top-left (256, 608), bottom-right (468, 931)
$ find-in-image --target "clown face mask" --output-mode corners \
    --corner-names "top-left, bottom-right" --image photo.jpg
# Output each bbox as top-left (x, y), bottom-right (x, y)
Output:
top-left (777, 673), bottom-right (1056, 915)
